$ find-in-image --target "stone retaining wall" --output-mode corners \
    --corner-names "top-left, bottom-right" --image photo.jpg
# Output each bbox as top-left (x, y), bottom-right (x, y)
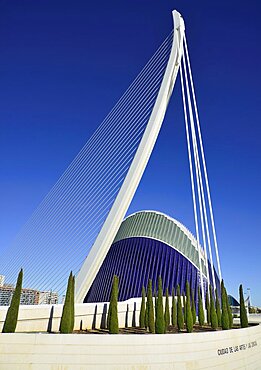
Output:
top-left (0, 299), bottom-right (141, 332)
top-left (0, 324), bottom-right (260, 369)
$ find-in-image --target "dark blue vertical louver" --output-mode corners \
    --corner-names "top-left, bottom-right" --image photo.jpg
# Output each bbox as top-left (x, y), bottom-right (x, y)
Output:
top-left (84, 237), bottom-right (220, 304)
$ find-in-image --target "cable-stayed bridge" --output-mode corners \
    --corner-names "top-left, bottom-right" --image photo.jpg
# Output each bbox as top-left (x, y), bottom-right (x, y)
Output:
top-left (1, 11), bottom-right (221, 304)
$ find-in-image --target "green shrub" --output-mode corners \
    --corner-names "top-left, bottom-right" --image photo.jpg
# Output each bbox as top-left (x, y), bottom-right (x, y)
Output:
top-left (191, 290), bottom-right (196, 325)
top-left (183, 292), bottom-right (186, 324)
top-left (221, 280), bottom-right (229, 330)
top-left (206, 289), bottom-right (210, 325)
top-left (154, 288), bottom-right (157, 321)
top-left (177, 285), bottom-right (184, 331)
top-left (2, 269), bottom-right (23, 333)
top-left (147, 279), bottom-right (155, 333)
top-left (224, 287), bottom-right (233, 329)
top-left (155, 276), bottom-right (164, 334)
top-left (171, 288), bottom-right (177, 327)
top-left (139, 286), bottom-right (146, 328)
top-left (70, 275), bottom-right (75, 332)
top-left (239, 284), bottom-right (248, 328)
top-left (107, 276), bottom-right (118, 329)
top-left (209, 286), bottom-right (218, 330)
top-left (108, 275), bottom-right (119, 334)
top-left (164, 288), bottom-right (170, 332)
top-left (198, 286), bottom-right (205, 326)
top-left (215, 288), bottom-right (221, 327)
top-left (145, 294), bottom-right (148, 330)
top-left (60, 272), bottom-right (73, 334)
top-left (186, 281), bottom-right (193, 333)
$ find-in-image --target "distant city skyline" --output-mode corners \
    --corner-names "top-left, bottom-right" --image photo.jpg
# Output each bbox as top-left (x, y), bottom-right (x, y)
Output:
top-left (0, 274), bottom-right (58, 306)
top-left (0, 1), bottom-right (260, 304)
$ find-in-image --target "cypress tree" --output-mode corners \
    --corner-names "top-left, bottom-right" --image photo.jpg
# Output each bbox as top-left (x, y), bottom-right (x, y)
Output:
top-left (144, 283), bottom-right (150, 330)
top-left (209, 286), bottom-right (218, 330)
top-left (183, 292), bottom-right (186, 324)
top-left (239, 284), bottom-right (248, 328)
top-left (145, 295), bottom-right (148, 330)
top-left (139, 286), bottom-right (146, 328)
top-left (171, 288), bottom-right (177, 327)
top-left (206, 289), bottom-right (210, 325)
top-left (177, 285), bottom-right (184, 331)
top-left (108, 275), bottom-right (119, 334)
top-left (225, 288), bottom-right (233, 329)
top-left (221, 280), bottom-right (229, 330)
top-left (186, 281), bottom-right (193, 333)
top-left (164, 288), bottom-right (170, 332)
top-left (215, 288), bottom-right (221, 327)
top-left (60, 272), bottom-right (73, 334)
top-left (70, 275), bottom-right (75, 333)
top-left (2, 268), bottom-right (23, 333)
top-left (198, 286), bottom-right (205, 326)
top-left (107, 276), bottom-right (118, 330)
top-left (191, 290), bottom-right (196, 325)
top-left (154, 287), bottom-right (157, 322)
top-left (155, 276), bottom-right (164, 334)
top-left (107, 298), bottom-right (111, 329)
top-left (147, 279), bottom-right (155, 333)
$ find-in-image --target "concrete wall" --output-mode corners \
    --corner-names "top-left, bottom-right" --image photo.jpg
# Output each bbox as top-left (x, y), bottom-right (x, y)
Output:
top-left (0, 298), bottom-right (142, 332)
top-left (0, 324), bottom-right (260, 369)
top-left (1, 299), bottom-right (260, 334)
top-left (1, 301), bottom-right (260, 369)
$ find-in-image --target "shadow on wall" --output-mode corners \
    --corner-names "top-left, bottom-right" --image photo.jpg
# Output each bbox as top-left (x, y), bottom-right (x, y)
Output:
top-left (47, 306), bottom-right (54, 333)
top-left (100, 303), bottom-right (108, 329)
top-left (132, 302), bottom-right (136, 327)
top-left (92, 305), bottom-right (98, 329)
top-left (125, 304), bottom-right (129, 327)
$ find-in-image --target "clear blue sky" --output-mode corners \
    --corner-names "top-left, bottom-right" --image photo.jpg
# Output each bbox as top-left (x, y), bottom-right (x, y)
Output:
top-left (0, 1), bottom-right (260, 305)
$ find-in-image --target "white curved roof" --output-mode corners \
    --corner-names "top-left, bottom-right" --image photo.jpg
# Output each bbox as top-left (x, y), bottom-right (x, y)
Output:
top-left (113, 210), bottom-right (207, 274)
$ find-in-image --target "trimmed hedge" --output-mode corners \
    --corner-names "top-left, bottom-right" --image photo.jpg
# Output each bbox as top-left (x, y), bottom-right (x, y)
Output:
top-left (191, 289), bottom-right (196, 325)
top-left (183, 293), bottom-right (186, 324)
top-left (198, 286), bottom-right (205, 326)
top-left (209, 286), bottom-right (218, 330)
top-left (221, 280), bottom-right (229, 330)
top-left (171, 288), bottom-right (177, 327)
top-left (139, 286), bottom-right (146, 328)
top-left (70, 275), bottom-right (75, 332)
top-left (60, 272), bottom-right (73, 334)
top-left (177, 285), bottom-right (184, 331)
top-left (108, 275), bottom-right (119, 334)
top-left (215, 288), bottom-right (221, 327)
top-left (185, 281), bottom-right (193, 333)
top-left (155, 276), bottom-right (164, 334)
top-left (147, 279), bottom-right (155, 333)
top-left (206, 289), bottom-right (210, 325)
top-left (239, 284), bottom-right (248, 328)
top-left (225, 287), bottom-right (233, 329)
top-left (164, 287), bottom-right (170, 332)
top-left (2, 268), bottom-right (23, 333)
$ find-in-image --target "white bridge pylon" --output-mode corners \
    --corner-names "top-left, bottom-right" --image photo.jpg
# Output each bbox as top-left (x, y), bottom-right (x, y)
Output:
top-left (76, 10), bottom-right (222, 303)
top-left (75, 11), bottom-right (185, 302)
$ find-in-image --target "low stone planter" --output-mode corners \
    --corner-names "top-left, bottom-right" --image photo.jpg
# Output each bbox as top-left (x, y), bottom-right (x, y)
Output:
top-left (0, 323), bottom-right (260, 369)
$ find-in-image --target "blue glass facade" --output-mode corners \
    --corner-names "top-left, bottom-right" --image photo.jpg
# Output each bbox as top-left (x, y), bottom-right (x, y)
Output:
top-left (85, 237), bottom-right (219, 303)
